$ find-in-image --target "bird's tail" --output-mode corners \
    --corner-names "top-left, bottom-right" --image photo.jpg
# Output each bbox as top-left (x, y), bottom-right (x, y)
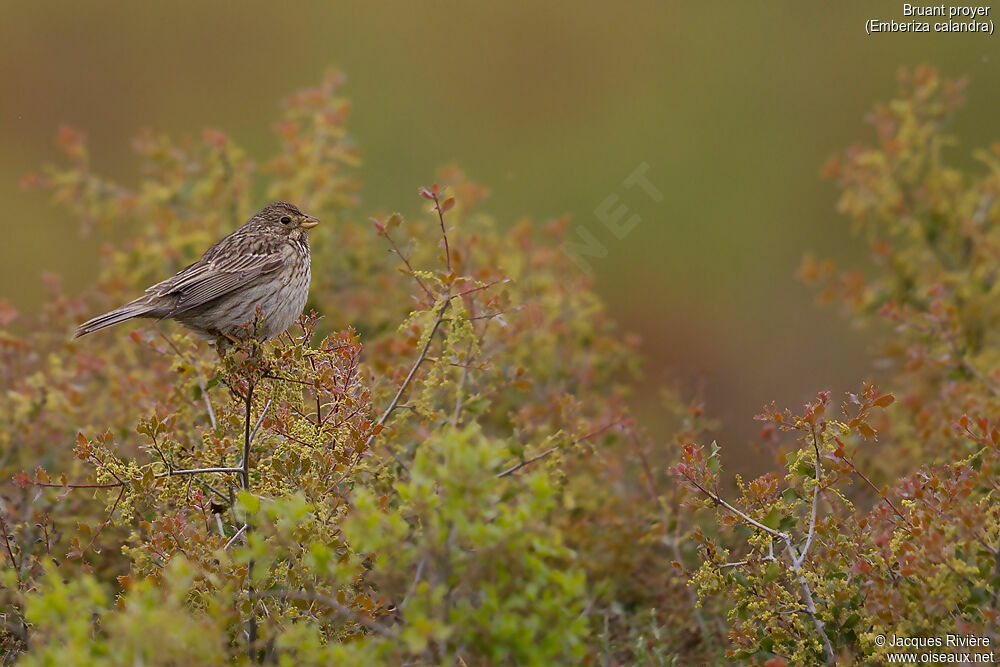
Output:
top-left (74, 299), bottom-right (157, 338)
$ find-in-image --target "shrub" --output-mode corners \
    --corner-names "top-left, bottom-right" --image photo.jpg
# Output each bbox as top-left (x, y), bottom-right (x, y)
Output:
top-left (2, 65), bottom-right (998, 665)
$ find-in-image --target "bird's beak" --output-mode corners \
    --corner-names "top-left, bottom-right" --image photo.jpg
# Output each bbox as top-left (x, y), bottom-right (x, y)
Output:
top-left (300, 215), bottom-right (320, 230)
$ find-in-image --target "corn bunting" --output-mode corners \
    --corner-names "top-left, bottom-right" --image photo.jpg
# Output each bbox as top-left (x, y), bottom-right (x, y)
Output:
top-left (75, 201), bottom-right (319, 350)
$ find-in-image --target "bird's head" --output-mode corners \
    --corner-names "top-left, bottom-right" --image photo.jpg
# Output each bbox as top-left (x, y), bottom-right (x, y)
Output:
top-left (251, 201), bottom-right (320, 235)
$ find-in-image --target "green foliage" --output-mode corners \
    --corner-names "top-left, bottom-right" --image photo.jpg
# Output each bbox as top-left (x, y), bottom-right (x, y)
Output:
top-left (1, 71), bottom-right (674, 664)
top-left (675, 66), bottom-right (1000, 664)
top-left (4, 65), bottom-right (1000, 665)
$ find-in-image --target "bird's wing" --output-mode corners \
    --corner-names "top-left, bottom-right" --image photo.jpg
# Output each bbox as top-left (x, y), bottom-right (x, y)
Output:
top-left (146, 249), bottom-right (285, 316)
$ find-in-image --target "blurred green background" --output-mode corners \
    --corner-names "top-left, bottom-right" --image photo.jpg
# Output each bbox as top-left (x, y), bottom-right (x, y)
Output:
top-left (2, 2), bottom-right (998, 463)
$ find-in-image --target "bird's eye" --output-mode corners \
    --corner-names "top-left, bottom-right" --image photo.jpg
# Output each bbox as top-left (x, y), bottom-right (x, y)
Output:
top-left (280, 216), bottom-right (292, 225)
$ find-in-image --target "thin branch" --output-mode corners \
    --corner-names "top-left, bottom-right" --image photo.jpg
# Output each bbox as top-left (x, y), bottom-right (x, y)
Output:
top-left (155, 324), bottom-right (217, 429)
top-left (453, 278), bottom-right (510, 299)
top-left (195, 479), bottom-right (232, 505)
top-left (429, 192), bottom-right (452, 273)
top-left (682, 450), bottom-right (835, 663)
top-left (497, 419), bottom-right (625, 478)
top-left (78, 486), bottom-right (126, 558)
top-left (30, 480), bottom-right (124, 489)
top-left (958, 356), bottom-right (1000, 397)
top-left (241, 386), bottom-right (255, 492)
top-left (247, 399), bottom-right (272, 457)
top-left (798, 425), bottom-right (823, 563)
top-left (719, 560), bottom-right (749, 569)
top-left (308, 357), bottom-right (324, 426)
top-left (147, 432), bottom-right (172, 471)
top-left (496, 447), bottom-right (557, 479)
top-left (224, 524), bottom-right (248, 551)
top-left (839, 452), bottom-right (911, 526)
top-left (679, 473), bottom-right (790, 543)
top-left (452, 340), bottom-right (474, 427)
top-left (401, 556), bottom-right (427, 610)
top-left (365, 298), bottom-right (451, 449)
top-left (157, 467), bottom-right (243, 478)
top-left (241, 381), bottom-right (258, 661)
top-left (374, 218), bottom-right (434, 299)
top-left (0, 512), bottom-right (22, 588)
top-left (791, 563), bottom-right (835, 663)
top-left (259, 589), bottom-right (399, 640)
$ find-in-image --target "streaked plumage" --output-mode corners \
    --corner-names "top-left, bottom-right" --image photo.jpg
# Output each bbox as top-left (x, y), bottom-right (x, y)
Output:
top-left (75, 201), bottom-right (319, 350)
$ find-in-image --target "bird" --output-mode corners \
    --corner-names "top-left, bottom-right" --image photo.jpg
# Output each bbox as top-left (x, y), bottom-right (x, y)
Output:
top-left (74, 201), bottom-right (319, 351)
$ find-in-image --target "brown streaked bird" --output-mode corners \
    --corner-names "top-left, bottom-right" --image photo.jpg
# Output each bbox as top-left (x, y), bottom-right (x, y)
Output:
top-left (75, 201), bottom-right (319, 350)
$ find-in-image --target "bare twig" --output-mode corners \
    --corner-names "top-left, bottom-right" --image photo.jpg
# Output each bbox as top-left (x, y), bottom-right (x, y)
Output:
top-left (224, 523), bottom-right (248, 551)
top-left (259, 589), bottom-right (398, 639)
top-left (30, 480), bottom-right (124, 489)
top-left (365, 298), bottom-right (451, 450)
top-left (154, 324), bottom-right (217, 429)
top-left (0, 511), bottom-right (22, 588)
top-left (374, 218), bottom-right (434, 299)
top-left (401, 556), bottom-right (428, 610)
top-left (838, 451), bottom-right (911, 526)
top-left (78, 486), bottom-right (126, 558)
top-left (247, 400), bottom-right (272, 460)
top-left (496, 446), bottom-right (557, 479)
top-left (241, 381), bottom-right (258, 661)
top-left (428, 192), bottom-right (452, 273)
top-left (452, 340), bottom-right (474, 427)
top-left (497, 419), bottom-right (625, 478)
top-left (158, 467), bottom-right (243, 478)
top-left (799, 425), bottom-right (823, 562)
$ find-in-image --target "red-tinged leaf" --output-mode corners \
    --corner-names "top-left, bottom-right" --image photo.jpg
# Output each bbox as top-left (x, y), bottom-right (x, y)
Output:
top-left (441, 197), bottom-right (455, 212)
top-left (419, 187), bottom-right (434, 200)
top-left (873, 393), bottom-right (895, 408)
top-left (0, 300), bottom-right (18, 326)
top-left (12, 471), bottom-right (31, 488)
top-left (67, 537), bottom-right (83, 560)
top-left (35, 466), bottom-right (50, 484)
top-left (56, 125), bottom-right (85, 157)
top-left (18, 172), bottom-right (40, 190)
top-left (76, 431), bottom-right (87, 446)
top-left (857, 422), bottom-right (876, 439)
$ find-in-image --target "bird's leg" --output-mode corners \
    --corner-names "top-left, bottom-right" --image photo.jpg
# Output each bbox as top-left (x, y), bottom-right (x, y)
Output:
top-left (214, 332), bottom-right (242, 358)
